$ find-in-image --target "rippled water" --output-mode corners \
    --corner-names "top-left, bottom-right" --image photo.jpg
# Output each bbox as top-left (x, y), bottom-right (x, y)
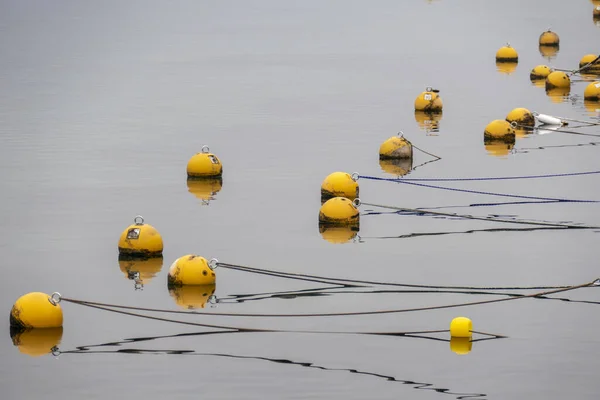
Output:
top-left (2, 1), bottom-right (600, 399)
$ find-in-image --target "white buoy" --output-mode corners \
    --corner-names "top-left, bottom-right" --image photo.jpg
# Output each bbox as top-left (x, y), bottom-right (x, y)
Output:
top-left (532, 112), bottom-right (565, 126)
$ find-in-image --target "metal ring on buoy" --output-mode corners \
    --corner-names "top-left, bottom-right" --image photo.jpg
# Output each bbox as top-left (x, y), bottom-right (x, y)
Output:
top-left (134, 215), bottom-right (144, 225)
top-left (351, 172), bottom-right (359, 182)
top-left (209, 258), bottom-right (219, 270)
top-left (201, 145), bottom-right (210, 154)
top-left (353, 198), bottom-right (361, 207)
top-left (49, 292), bottom-right (62, 306)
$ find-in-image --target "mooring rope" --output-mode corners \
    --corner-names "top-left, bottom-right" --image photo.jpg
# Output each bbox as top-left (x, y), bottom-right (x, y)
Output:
top-left (360, 170), bottom-right (600, 182)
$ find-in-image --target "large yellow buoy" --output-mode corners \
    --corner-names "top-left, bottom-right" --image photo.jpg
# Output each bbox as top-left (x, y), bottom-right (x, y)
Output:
top-left (321, 172), bottom-right (359, 202)
top-left (10, 292), bottom-right (63, 329)
top-left (319, 197), bottom-right (360, 226)
top-left (186, 145), bottom-right (223, 178)
top-left (379, 158), bottom-right (413, 176)
top-left (546, 87), bottom-right (570, 103)
top-left (319, 224), bottom-right (359, 244)
top-left (414, 111), bottom-right (442, 134)
top-left (506, 107), bottom-right (535, 128)
top-left (414, 87), bottom-right (443, 113)
top-left (584, 81), bottom-right (600, 100)
top-left (484, 138), bottom-right (515, 157)
top-left (450, 316), bottom-right (472, 338)
top-left (530, 65), bottom-right (553, 80)
top-left (10, 327), bottom-right (63, 357)
top-left (169, 283), bottom-right (216, 309)
top-left (579, 54), bottom-right (600, 74)
top-left (118, 216), bottom-right (163, 257)
top-left (484, 120), bottom-right (515, 141)
top-left (539, 29), bottom-right (559, 46)
top-left (187, 177), bottom-right (223, 204)
top-left (545, 71), bottom-right (571, 90)
top-left (167, 255), bottom-right (216, 286)
top-left (379, 134), bottom-right (413, 160)
top-left (119, 256), bottom-right (163, 288)
top-left (449, 336), bottom-right (472, 355)
top-left (496, 44), bottom-right (518, 62)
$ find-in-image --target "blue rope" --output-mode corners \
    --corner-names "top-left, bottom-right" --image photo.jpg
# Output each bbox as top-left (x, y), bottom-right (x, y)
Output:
top-left (360, 170), bottom-right (600, 182)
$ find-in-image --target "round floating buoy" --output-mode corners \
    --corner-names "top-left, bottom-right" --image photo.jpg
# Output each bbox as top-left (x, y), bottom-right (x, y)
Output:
top-left (319, 224), bottom-right (359, 244)
top-left (539, 29), bottom-right (559, 46)
top-left (187, 177), bottom-right (223, 203)
top-left (579, 54), bottom-right (600, 74)
top-left (414, 87), bottom-right (443, 113)
top-left (321, 172), bottom-right (359, 202)
top-left (484, 120), bottom-right (516, 141)
top-left (496, 44), bottom-right (518, 62)
top-left (506, 108), bottom-right (535, 128)
top-left (584, 81), bottom-right (600, 100)
top-left (10, 327), bottom-right (63, 357)
top-left (379, 158), bottom-right (413, 177)
top-left (545, 71), bottom-right (571, 90)
top-left (379, 133), bottom-right (413, 160)
top-left (119, 255), bottom-right (164, 288)
top-left (118, 215), bottom-right (163, 257)
top-left (450, 316), bottom-right (472, 338)
top-left (10, 292), bottom-right (63, 329)
top-left (319, 197), bottom-right (360, 226)
top-left (186, 145), bottom-right (223, 178)
top-left (484, 138), bottom-right (515, 157)
top-left (449, 337), bottom-right (472, 355)
top-left (167, 255), bottom-right (216, 287)
top-left (169, 283), bottom-right (216, 309)
top-left (496, 61), bottom-right (517, 75)
top-left (414, 111), bottom-right (442, 133)
top-left (546, 87), bottom-right (571, 103)
top-left (530, 65), bottom-right (553, 80)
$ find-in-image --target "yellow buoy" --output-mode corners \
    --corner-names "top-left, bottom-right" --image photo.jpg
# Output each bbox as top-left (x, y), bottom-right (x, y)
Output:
top-left (319, 224), bottom-right (359, 244)
top-left (495, 44), bottom-right (518, 62)
top-left (484, 138), bottom-right (515, 157)
top-left (414, 111), bottom-right (442, 133)
top-left (10, 292), bottom-right (63, 329)
top-left (186, 145), bottom-right (223, 178)
top-left (450, 316), bottom-right (472, 338)
top-left (530, 65), bottom-right (553, 80)
top-left (414, 87), bottom-right (443, 113)
top-left (319, 197), bottom-right (360, 226)
top-left (449, 336), bottom-right (472, 355)
top-left (579, 54), bottom-right (600, 74)
top-left (379, 134), bottom-right (413, 160)
top-left (379, 158), bottom-right (413, 177)
top-left (118, 215), bottom-right (163, 257)
top-left (321, 172), bottom-right (359, 202)
top-left (539, 29), bottom-right (559, 46)
top-left (484, 119), bottom-right (516, 141)
top-left (119, 255), bottom-right (164, 288)
top-left (506, 107), bottom-right (535, 128)
top-left (10, 327), bottom-right (63, 357)
top-left (187, 177), bottom-right (223, 203)
top-left (584, 81), bottom-right (600, 100)
top-left (167, 255), bottom-right (216, 286)
top-left (496, 61), bottom-right (517, 75)
top-left (546, 87), bottom-right (570, 103)
top-left (546, 71), bottom-right (571, 90)
top-left (169, 283), bottom-right (216, 309)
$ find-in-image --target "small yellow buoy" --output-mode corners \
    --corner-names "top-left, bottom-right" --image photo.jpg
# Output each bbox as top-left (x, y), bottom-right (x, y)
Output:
top-left (379, 133), bottom-right (413, 160)
top-left (539, 29), bottom-right (559, 46)
top-left (530, 65), bottom-right (553, 80)
top-left (118, 215), bottom-right (163, 257)
top-left (484, 138), bottom-right (515, 157)
top-left (449, 336), bottom-right (472, 355)
top-left (10, 292), bottom-right (63, 329)
top-left (414, 111), bottom-right (442, 134)
top-left (496, 44), bottom-right (518, 62)
top-left (319, 224), bottom-right (359, 244)
top-left (584, 81), bottom-right (600, 100)
top-left (579, 54), bottom-right (600, 74)
top-left (414, 87), bottom-right (443, 113)
top-left (450, 316), bottom-right (472, 338)
top-left (167, 255), bottom-right (217, 287)
top-left (187, 177), bottom-right (223, 204)
top-left (119, 255), bottom-right (164, 288)
top-left (506, 108), bottom-right (535, 128)
top-left (484, 119), bottom-right (516, 141)
top-left (546, 87), bottom-right (571, 103)
top-left (321, 172), bottom-right (359, 202)
top-left (379, 158), bottom-right (413, 177)
top-left (10, 327), bottom-right (63, 357)
top-left (545, 71), bottom-right (571, 90)
top-left (319, 197), bottom-right (360, 226)
top-left (169, 283), bottom-right (216, 309)
top-left (186, 145), bottom-right (223, 178)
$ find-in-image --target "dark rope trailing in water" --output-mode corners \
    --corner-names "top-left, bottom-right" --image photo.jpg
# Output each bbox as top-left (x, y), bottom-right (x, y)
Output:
top-left (360, 170), bottom-right (600, 182)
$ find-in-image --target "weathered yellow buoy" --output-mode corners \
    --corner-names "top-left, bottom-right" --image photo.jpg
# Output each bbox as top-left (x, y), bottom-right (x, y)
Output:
top-left (484, 120), bottom-right (516, 141)
top-left (10, 292), bottom-right (63, 329)
top-left (530, 65), bottom-right (553, 80)
top-left (169, 283), bottom-right (216, 309)
top-left (186, 145), bottom-right (223, 178)
top-left (187, 177), bottom-right (223, 203)
top-left (496, 61), bottom-right (517, 75)
top-left (496, 44), bottom-right (518, 62)
top-left (546, 87), bottom-right (570, 103)
top-left (506, 108), bottom-right (535, 128)
top-left (10, 327), bottom-right (63, 357)
top-left (539, 29), bottom-right (559, 46)
top-left (379, 158), bottom-right (413, 177)
top-left (414, 111), bottom-right (442, 133)
top-left (167, 255), bottom-right (216, 286)
top-left (449, 336), bottom-right (472, 355)
top-left (379, 134), bottom-right (413, 160)
top-left (484, 138), bottom-right (515, 157)
top-left (319, 224), bottom-right (359, 244)
top-left (545, 71), bottom-right (571, 90)
top-left (584, 81), bottom-right (600, 100)
top-left (450, 316), bottom-right (472, 338)
top-left (319, 197), bottom-right (360, 226)
top-left (579, 54), bottom-right (600, 74)
top-left (414, 87), bottom-right (443, 113)
top-left (321, 172), bottom-right (359, 202)
top-left (119, 255), bottom-right (163, 288)
top-left (118, 215), bottom-right (163, 257)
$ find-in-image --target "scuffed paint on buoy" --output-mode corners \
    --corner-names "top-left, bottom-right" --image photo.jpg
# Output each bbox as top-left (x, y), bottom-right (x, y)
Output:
top-left (119, 255), bottom-right (163, 289)
top-left (187, 177), bottom-right (223, 204)
top-left (10, 326), bottom-right (63, 357)
top-left (379, 134), bottom-right (413, 160)
top-left (450, 316), bottom-right (472, 338)
top-left (187, 145), bottom-right (223, 178)
top-left (450, 336), bottom-right (472, 355)
top-left (169, 283), bottom-right (216, 309)
top-left (539, 29), bottom-right (559, 46)
top-left (10, 292), bottom-right (63, 329)
top-left (319, 197), bottom-right (360, 226)
top-left (321, 172), bottom-right (359, 202)
top-left (484, 120), bottom-right (516, 141)
top-left (118, 216), bottom-right (163, 257)
top-left (496, 44), bottom-right (518, 62)
top-left (414, 87), bottom-right (443, 113)
top-left (167, 255), bottom-right (216, 287)
top-left (319, 224), bottom-right (359, 244)
top-left (584, 81), bottom-right (600, 101)
top-left (546, 71), bottom-right (571, 90)
top-left (530, 65), bottom-right (553, 80)
top-left (379, 158), bottom-right (413, 177)
top-left (506, 108), bottom-right (535, 128)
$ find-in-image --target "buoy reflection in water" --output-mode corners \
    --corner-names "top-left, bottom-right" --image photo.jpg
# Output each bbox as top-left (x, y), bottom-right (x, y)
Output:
top-left (484, 137), bottom-right (515, 158)
top-left (449, 337), bottom-right (472, 355)
top-left (186, 177), bottom-right (223, 205)
top-left (319, 223), bottom-right (359, 244)
top-left (539, 45), bottom-right (559, 61)
top-left (546, 87), bottom-right (571, 103)
top-left (496, 61), bottom-right (517, 75)
top-left (118, 255), bottom-right (164, 290)
top-left (414, 111), bottom-right (442, 135)
top-left (168, 283), bottom-right (216, 309)
top-left (379, 158), bottom-right (413, 177)
top-left (10, 326), bottom-right (63, 357)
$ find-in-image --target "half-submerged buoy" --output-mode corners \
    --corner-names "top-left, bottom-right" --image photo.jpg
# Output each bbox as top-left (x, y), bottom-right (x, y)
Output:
top-left (187, 145), bottom-right (223, 178)
top-left (545, 71), bottom-right (571, 90)
top-left (584, 81), bottom-right (600, 101)
top-left (450, 316), bottom-right (472, 338)
top-left (118, 215), bottom-right (163, 257)
top-left (579, 54), bottom-right (600, 74)
top-left (530, 65), bottom-right (553, 81)
top-left (167, 255), bottom-right (217, 286)
top-left (484, 119), bottom-right (516, 141)
top-left (319, 197), bottom-right (360, 226)
top-left (496, 44), bottom-right (518, 62)
top-left (539, 29), bottom-right (559, 46)
top-left (414, 87), bottom-right (443, 113)
top-left (321, 172), bottom-right (359, 202)
top-left (10, 292), bottom-right (63, 329)
top-left (506, 108), bottom-right (535, 128)
top-left (379, 133), bottom-right (413, 160)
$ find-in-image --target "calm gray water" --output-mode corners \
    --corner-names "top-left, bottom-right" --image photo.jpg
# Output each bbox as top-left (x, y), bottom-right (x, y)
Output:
top-left (2, 1), bottom-right (600, 399)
